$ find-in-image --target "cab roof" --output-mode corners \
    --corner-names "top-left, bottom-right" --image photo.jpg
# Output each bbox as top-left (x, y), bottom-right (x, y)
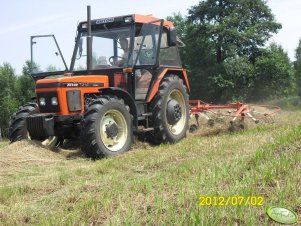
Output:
top-left (78, 14), bottom-right (174, 30)
top-left (133, 14), bottom-right (174, 28)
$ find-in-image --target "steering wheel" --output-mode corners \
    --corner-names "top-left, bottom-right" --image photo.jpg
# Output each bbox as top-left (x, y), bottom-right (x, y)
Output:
top-left (109, 56), bottom-right (126, 65)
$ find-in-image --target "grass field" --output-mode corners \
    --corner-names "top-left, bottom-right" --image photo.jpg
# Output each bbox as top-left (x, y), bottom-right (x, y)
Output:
top-left (0, 141), bottom-right (8, 149)
top-left (0, 109), bottom-right (301, 225)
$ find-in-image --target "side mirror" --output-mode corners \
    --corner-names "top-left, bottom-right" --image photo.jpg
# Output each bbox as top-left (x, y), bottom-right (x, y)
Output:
top-left (168, 27), bottom-right (177, 47)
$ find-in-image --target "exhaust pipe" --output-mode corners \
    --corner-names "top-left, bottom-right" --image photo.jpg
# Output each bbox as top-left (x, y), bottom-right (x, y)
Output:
top-left (87, 5), bottom-right (92, 72)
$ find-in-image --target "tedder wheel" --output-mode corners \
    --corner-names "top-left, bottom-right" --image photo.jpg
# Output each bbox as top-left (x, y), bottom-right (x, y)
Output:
top-left (9, 102), bottom-right (60, 150)
top-left (80, 95), bottom-right (133, 158)
top-left (149, 74), bottom-right (189, 144)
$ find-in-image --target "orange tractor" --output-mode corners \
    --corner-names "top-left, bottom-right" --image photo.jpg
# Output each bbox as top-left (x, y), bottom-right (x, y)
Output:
top-left (9, 6), bottom-right (190, 158)
top-left (9, 6), bottom-right (279, 158)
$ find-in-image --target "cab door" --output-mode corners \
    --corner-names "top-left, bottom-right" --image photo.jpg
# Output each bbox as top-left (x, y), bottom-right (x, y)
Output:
top-left (30, 35), bottom-right (68, 80)
top-left (130, 20), bottom-right (163, 100)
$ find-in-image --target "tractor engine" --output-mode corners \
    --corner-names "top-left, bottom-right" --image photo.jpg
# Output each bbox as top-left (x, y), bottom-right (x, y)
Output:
top-left (27, 75), bottom-right (109, 139)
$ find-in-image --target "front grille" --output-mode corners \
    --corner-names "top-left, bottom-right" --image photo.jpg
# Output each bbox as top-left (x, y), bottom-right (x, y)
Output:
top-left (37, 92), bottom-right (60, 113)
top-left (26, 114), bottom-right (55, 138)
top-left (67, 90), bottom-right (82, 112)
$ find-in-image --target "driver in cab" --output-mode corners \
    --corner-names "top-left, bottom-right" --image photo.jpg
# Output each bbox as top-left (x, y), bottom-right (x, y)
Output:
top-left (120, 38), bottom-right (129, 59)
top-left (114, 38), bottom-right (129, 66)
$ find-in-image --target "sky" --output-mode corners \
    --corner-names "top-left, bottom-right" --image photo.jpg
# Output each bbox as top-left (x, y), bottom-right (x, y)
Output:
top-left (0, 0), bottom-right (300, 75)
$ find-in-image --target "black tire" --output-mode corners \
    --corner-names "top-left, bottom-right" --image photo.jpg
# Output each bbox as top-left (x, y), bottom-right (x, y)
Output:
top-left (80, 95), bottom-right (133, 159)
top-left (9, 102), bottom-right (39, 142)
top-left (9, 102), bottom-right (61, 151)
top-left (149, 74), bottom-right (189, 144)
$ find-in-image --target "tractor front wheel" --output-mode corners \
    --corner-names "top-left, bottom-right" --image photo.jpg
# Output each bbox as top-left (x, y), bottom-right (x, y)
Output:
top-left (9, 102), bottom-right (60, 150)
top-left (80, 95), bottom-right (133, 158)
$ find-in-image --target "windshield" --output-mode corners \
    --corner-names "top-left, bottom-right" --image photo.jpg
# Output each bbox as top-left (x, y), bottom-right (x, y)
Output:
top-left (73, 26), bottom-right (133, 70)
top-left (72, 21), bottom-right (163, 71)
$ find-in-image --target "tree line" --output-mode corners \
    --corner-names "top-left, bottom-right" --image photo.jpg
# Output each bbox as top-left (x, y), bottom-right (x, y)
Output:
top-left (0, 61), bottom-right (35, 138)
top-left (168, 0), bottom-right (301, 102)
top-left (1, 0), bottom-right (301, 138)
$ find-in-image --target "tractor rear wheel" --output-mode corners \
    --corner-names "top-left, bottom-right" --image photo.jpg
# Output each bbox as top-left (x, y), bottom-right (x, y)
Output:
top-left (9, 102), bottom-right (60, 150)
top-left (149, 74), bottom-right (189, 144)
top-left (80, 95), bottom-right (133, 158)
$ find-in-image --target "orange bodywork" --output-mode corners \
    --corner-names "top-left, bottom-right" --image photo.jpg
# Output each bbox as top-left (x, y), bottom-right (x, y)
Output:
top-left (147, 68), bottom-right (190, 103)
top-left (134, 14), bottom-right (174, 28)
top-left (36, 75), bottom-right (109, 115)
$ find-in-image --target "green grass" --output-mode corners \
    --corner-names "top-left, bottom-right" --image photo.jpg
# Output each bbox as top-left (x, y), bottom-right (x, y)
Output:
top-left (0, 111), bottom-right (301, 225)
top-left (0, 140), bottom-right (8, 149)
top-left (266, 96), bottom-right (301, 111)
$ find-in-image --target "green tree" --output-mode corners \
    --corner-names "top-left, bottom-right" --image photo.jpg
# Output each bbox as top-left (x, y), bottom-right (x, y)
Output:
top-left (0, 63), bottom-right (19, 137)
top-left (294, 39), bottom-right (301, 97)
top-left (188, 0), bottom-right (282, 63)
top-left (209, 56), bottom-right (255, 101)
top-left (183, 28), bottom-right (217, 101)
top-left (15, 60), bottom-right (35, 105)
top-left (252, 43), bottom-right (294, 100)
top-left (167, 0), bottom-right (285, 102)
top-left (167, 13), bottom-right (217, 101)
top-left (166, 12), bottom-right (188, 39)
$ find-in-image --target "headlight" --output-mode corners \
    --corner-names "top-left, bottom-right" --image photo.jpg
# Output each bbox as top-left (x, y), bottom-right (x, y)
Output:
top-left (51, 97), bottom-right (58, 106)
top-left (39, 97), bottom-right (46, 106)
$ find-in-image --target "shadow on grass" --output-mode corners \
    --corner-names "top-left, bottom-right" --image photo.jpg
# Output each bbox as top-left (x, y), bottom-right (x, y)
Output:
top-left (59, 139), bottom-right (86, 160)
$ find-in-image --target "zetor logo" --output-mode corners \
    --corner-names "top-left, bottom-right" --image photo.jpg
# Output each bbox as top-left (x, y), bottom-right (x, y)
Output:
top-left (66, 83), bottom-right (79, 87)
top-left (266, 206), bottom-right (298, 224)
top-left (96, 18), bottom-right (114, 24)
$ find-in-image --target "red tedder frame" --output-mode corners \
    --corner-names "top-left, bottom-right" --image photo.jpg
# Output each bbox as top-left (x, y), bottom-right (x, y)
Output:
top-left (189, 100), bottom-right (281, 125)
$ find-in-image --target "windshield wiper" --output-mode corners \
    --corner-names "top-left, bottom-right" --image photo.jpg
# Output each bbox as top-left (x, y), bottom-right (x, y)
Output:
top-left (103, 24), bottom-right (120, 45)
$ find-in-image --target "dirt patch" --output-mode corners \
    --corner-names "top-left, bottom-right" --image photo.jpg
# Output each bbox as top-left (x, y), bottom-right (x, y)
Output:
top-left (0, 141), bottom-right (64, 176)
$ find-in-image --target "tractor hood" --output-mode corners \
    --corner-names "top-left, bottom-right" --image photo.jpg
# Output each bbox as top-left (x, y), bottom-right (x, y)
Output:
top-left (36, 75), bottom-right (109, 89)
top-left (35, 75), bottom-right (110, 115)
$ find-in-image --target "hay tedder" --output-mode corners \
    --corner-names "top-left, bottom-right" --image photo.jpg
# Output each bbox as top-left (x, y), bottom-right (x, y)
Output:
top-left (9, 6), bottom-right (279, 158)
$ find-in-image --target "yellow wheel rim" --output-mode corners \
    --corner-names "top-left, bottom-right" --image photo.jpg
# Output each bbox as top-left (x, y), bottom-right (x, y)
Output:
top-left (99, 109), bottom-right (128, 152)
top-left (166, 89), bottom-right (187, 135)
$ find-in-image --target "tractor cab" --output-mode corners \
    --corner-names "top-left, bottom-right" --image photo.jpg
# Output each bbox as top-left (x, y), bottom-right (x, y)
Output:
top-left (31, 14), bottom-right (183, 101)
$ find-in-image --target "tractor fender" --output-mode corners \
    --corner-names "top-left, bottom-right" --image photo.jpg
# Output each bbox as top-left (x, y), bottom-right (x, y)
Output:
top-left (99, 88), bottom-right (138, 128)
top-left (147, 68), bottom-right (190, 103)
